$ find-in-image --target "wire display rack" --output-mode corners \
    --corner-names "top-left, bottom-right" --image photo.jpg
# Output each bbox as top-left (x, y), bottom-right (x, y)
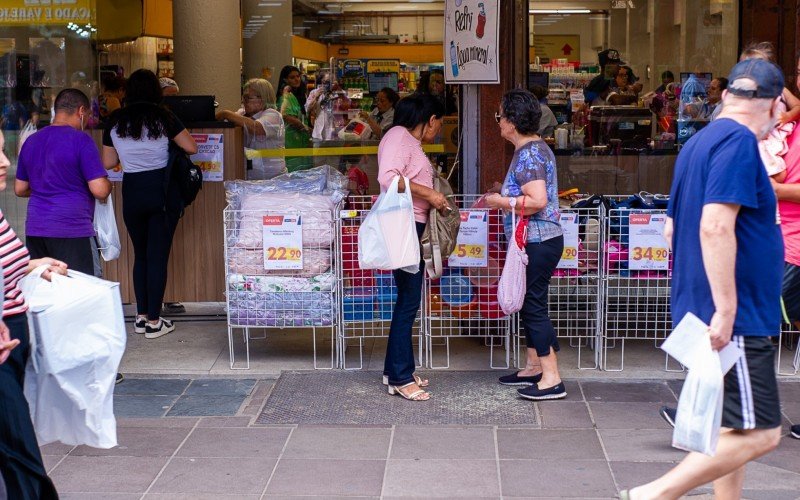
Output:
top-left (224, 205), bottom-right (339, 370)
top-left (337, 196), bottom-right (424, 370)
top-left (601, 208), bottom-right (674, 371)
top-left (514, 206), bottom-right (604, 370)
top-left (777, 323), bottom-right (800, 376)
top-left (425, 195), bottom-right (511, 369)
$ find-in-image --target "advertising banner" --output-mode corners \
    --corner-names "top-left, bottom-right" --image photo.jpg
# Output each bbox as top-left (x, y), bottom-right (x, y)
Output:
top-left (444, 0), bottom-right (500, 84)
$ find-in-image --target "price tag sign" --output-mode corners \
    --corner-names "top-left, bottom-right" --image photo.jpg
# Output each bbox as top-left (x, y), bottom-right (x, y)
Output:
top-left (557, 213), bottom-right (580, 269)
top-left (262, 214), bottom-right (303, 270)
top-left (628, 213), bottom-right (669, 270)
top-left (448, 210), bottom-right (488, 268)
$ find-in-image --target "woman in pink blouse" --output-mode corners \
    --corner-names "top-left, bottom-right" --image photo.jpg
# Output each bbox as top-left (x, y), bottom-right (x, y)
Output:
top-left (377, 93), bottom-right (447, 402)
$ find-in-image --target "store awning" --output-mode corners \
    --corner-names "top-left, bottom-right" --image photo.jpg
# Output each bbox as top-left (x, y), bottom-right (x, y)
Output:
top-left (96, 0), bottom-right (172, 43)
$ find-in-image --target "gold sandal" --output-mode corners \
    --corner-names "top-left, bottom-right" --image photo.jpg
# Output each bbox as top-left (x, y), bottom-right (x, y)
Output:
top-left (388, 382), bottom-right (430, 401)
top-left (382, 374), bottom-right (429, 387)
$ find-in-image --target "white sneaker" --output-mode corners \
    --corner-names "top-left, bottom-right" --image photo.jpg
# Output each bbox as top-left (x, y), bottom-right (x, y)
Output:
top-left (144, 318), bottom-right (175, 339)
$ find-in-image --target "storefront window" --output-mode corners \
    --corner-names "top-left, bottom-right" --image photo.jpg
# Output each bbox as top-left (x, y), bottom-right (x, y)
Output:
top-left (529, 0), bottom-right (739, 193)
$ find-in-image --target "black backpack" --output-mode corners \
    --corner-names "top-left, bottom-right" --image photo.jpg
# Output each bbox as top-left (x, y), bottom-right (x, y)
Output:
top-left (166, 141), bottom-right (203, 211)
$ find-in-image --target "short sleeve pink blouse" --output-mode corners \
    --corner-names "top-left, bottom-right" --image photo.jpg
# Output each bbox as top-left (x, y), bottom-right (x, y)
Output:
top-left (376, 126), bottom-right (433, 223)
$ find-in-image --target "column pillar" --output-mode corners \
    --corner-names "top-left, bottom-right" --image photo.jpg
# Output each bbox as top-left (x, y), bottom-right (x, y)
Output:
top-left (476, 0), bottom-right (528, 193)
top-left (242, 0), bottom-right (293, 90)
top-left (172, 0), bottom-right (241, 112)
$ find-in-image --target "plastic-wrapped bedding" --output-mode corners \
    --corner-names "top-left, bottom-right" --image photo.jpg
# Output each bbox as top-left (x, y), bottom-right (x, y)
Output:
top-left (227, 272), bottom-right (336, 293)
top-left (232, 192), bottom-right (335, 248)
top-left (227, 248), bottom-right (331, 277)
top-left (227, 291), bottom-right (334, 327)
top-left (225, 165), bottom-right (349, 209)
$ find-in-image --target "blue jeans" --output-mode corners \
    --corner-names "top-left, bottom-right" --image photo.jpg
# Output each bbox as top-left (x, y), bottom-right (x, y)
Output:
top-left (384, 222), bottom-right (426, 386)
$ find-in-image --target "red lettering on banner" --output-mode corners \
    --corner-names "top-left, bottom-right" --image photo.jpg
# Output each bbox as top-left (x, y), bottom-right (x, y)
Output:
top-left (629, 214), bottom-right (651, 224)
top-left (262, 216), bottom-right (284, 225)
top-left (460, 211), bottom-right (469, 222)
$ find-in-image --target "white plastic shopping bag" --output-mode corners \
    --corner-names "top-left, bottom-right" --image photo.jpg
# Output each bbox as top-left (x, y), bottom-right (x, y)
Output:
top-left (93, 194), bottom-right (121, 261)
top-left (497, 198), bottom-right (528, 315)
top-left (661, 313), bottom-right (743, 456)
top-left (21, 268), bottom-right (126, 448)
top-left (358, 175), bottom-right (420, 272)
top-left (17, 119), bottom-right (36, 156)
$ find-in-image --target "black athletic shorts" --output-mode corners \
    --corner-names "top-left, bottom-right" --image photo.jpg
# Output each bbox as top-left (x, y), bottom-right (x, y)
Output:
top-left (721, 336), bottom-right (782, 430)
top-left (783, 262), bottom-right (800, 324)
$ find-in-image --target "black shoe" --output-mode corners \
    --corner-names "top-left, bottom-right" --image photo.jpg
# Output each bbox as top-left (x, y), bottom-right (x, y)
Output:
top-left (659, 406), bottom-right (677, 428)
top-left (134, 317), bottom-right (146, 334)
top-left (518, 382), bottom-right (567, 401)
top-left (116, 373), bottom-right (124, 384)
top-left (499, 371), bottom-right (543, 386)
top-left (791, 424), bottom-right (800, 439)
top-left (162, 302), bottom-right (186, 314)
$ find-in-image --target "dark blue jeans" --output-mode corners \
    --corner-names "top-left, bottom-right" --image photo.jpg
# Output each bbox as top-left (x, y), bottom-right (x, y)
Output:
top-left (384, 222), bottom-right (426, 386)
top-left (520, 235), bottom-right (564, 357)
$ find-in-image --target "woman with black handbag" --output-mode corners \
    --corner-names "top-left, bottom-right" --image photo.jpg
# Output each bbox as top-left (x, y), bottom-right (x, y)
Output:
top-left (102, 69), bottom-right (197, 339)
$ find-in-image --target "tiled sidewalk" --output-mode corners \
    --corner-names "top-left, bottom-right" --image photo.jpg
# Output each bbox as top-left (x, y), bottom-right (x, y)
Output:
top-left (39, 377), bottom-right (800, 499)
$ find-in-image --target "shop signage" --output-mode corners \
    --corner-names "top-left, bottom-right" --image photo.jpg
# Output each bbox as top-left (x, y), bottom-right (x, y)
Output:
top-left (557, 213), bottom-right (579, 269)
top-left (444, 0), bottom-right (499, 84)
top-left (262, 214), bottom-right (304, 271)
top-left (339, 59), bottom-right (366, 78)
top-left (190, 133), bottom-right (224, 182)
top-left (0, 0), bottom-right (94, 26)
top-left (628, 213), bottom-right (670, 271)
top-left (366, 59), bottom-right (400, 74)
top-left (533, 35), bottom-right (581, 64)
top-left (448, 210), bottom-right (488, 268)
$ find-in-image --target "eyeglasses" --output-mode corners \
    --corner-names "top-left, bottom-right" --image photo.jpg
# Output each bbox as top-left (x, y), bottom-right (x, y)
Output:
top-left (243, 95), bottom-right (263, 102)
top-left (494, 112), bottom-right (504, 124)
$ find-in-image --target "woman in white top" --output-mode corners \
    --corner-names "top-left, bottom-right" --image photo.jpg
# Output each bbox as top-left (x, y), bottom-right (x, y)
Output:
top-left (102, 69), bottom-right (198, 339)
top-left (216, 79), bottom-right (285, 179)
top-left (360, 87), bottom-right (399, 140)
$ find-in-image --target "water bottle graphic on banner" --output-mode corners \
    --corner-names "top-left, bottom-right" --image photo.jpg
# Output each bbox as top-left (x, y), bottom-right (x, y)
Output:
top-left (476, 3), bottom-right (486, 39)
top-left (450, 41), bottom-right (459, 77)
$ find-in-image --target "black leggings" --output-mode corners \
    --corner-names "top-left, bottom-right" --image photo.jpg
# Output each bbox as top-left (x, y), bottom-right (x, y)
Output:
top-left (0, 313), bottom-right (59, 500)
top-left (122, 168), bottom-right (181, 320)
top-left (520, 235), bottom-right (564, 357)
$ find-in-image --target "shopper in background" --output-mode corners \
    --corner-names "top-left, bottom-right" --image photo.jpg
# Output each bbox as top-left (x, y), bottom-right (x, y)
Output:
top-left (485, 89), bottom-right (566, 401)
top-left (377, 93), bottom-right (447, 402)
top-left (606, 66), bottom-right (640, 105)
top-left (529, 85), bottom-right (558, 138)
top-left (417, 69), bottom-right (457, 115)
top-left (0, 129), bottom-right (66, 500)
top-left (360, 87), bottom-right (399, 139)
top-left (102, 69), bottom-right (197, 339)
top-left (159, 77), bottom-right (179, 97)
top-left (655, 70), bottom-right (675, 94)
top-left (627, 58), bottom-right (785, 500)
top-left (277, 65), bottom-right (312, 172)
top-left (216, 78), bottom-right (286, 180)
top-left (305, 69), bottom-right (331, 128)
top-left (99, 74), bottom-right (125, 121)
top-left (707, 77), bottom-right (729, 120)
top-left (15, 88), bottom-right (111, 276)
top-left (584, 48), bottom-right (623, 104)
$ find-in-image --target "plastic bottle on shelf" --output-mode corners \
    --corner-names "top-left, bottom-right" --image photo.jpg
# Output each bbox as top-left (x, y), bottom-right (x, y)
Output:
top-left (677, 74), bottom-right (710, 146)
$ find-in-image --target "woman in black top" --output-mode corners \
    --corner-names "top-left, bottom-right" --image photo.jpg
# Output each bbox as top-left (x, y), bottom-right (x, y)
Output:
top-left (101, 69), bottom-right (197, 339)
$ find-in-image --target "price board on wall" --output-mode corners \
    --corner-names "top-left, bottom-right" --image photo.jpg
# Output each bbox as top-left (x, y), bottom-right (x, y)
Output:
top-left (557, 213), bottom-right (579, 269)
top-left (628, 213), bottom-right (670, 271)
top-left (448, 210), bottom-right (488, 268)
top-left (262, 215), bottom-right (303, 271)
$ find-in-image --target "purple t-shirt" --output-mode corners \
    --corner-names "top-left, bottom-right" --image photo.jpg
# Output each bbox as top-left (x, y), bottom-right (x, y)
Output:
top-left (16, 125), bottom-right (107, 238)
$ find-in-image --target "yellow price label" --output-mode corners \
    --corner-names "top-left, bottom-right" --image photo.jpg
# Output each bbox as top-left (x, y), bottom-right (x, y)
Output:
top-left (561, 246), bottom-right (578, 260)
top-left (340, 210), bottom-right (358, 219)
top-left (631, 246), bottom-right (668, 261)
top-left (454, 244), bottom-right (485, 259)
top-left (266, 247), bottom-right (302, 261)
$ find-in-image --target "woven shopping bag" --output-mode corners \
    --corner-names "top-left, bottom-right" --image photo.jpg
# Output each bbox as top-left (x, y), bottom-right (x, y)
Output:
top-left (497, 197), bottom-right (529, 315)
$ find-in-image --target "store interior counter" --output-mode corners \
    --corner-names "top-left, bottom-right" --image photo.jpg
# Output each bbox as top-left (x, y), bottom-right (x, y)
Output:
top-left (93, 123), bottom-right (244, 303)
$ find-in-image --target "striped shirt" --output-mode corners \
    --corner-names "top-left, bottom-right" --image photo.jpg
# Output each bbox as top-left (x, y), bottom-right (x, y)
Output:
top-left (0, 210), bottom-right (29, 317)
